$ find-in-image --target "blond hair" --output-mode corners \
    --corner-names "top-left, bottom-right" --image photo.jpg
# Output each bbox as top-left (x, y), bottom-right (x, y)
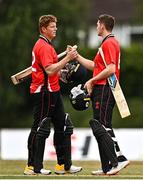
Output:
top-left (39, 15), bottom-right (57, 32)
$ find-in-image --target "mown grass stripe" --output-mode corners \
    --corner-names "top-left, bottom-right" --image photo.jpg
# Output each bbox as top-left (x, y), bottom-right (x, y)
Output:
top-left (1, 175), bottom-right (143, 179)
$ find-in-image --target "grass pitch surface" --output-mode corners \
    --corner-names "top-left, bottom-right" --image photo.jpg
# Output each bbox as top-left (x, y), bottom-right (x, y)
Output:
top-left (0, 160), bottom-right (143, 179)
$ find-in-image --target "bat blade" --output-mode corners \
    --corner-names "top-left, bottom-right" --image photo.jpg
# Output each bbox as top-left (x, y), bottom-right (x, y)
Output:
top-left (11, 66), bottom-right (32, 85)
top-left (98, 47), bottom-right (131, 118)
top-left (11, 45), bottom-right (77, 85)
top-left (10, 50), bottom-right (67, 85)
top-left (108, 75), bottom-right (131, 118)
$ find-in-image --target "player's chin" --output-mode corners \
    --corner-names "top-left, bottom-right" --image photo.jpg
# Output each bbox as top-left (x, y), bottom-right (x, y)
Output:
top-left (52, 35), bottom-right (56, 39)
top-left (53, 33), bottom-right (56, 37)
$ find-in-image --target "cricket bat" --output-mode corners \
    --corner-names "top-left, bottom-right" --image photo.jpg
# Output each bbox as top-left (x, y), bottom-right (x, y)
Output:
top-left (11, 45), bottom-right (77, 85)
top-left (98, 47), bottom-right (131, 118)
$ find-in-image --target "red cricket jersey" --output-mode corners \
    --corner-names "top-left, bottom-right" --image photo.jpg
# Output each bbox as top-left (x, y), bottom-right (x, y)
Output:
top-left (93, 36), bottom-right (120, 85)
top-left (30, 38), bottom-right (60, 93)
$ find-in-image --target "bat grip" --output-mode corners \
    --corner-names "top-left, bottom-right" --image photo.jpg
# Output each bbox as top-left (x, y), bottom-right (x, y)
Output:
top-left (57, 51), bottom-right (67, 58)
top-left (57, 45), bottom-right (77, 59)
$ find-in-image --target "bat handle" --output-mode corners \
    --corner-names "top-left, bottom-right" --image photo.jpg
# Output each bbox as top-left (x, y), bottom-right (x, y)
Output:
top-left (57, 51), bottom-right (67, 58)
top-left (57, 45), bottom-right (77, 59)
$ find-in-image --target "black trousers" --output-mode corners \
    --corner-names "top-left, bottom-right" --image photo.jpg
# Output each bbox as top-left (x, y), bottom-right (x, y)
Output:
top-left (91, 84), bottom-right (117, 172)
top-left (27, 89), bottom-right (66, 171)
top-left (91, 84), bottom-right (115, 128)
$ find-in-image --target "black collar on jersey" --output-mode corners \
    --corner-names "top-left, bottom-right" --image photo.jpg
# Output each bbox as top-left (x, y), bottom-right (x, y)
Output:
top-left (101, 34), bottom-right (114, 44)
top-left (39, 34), bottom-right (53, 45)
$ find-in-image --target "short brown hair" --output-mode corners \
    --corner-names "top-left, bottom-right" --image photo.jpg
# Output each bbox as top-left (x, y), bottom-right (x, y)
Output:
top-left (39, 15), bottom-right (57, 32)
top-left (98, 14), bottom-right (115, 32)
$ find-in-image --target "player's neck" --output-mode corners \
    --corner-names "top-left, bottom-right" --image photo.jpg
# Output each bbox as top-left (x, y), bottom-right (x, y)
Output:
top-left (39, 34), bottom-right (53, 45)
top-left (40, 34), bottom-right (51, 42)
top-left (102, 31), bottom-right (112, 39)
top-left (102, 33), bottom-right (114, 44)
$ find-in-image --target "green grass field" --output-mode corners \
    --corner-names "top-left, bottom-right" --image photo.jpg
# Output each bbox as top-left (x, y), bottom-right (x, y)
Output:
top-left (0, 160), bottom-right (143, 179)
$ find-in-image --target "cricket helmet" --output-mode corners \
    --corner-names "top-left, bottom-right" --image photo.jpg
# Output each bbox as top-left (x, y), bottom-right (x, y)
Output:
top-left (60, 61), bottom-right (87, 84)
top-left (69, 84), bottom-right (90, 111)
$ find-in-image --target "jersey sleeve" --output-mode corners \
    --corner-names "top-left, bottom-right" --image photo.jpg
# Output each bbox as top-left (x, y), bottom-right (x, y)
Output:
top-left (39, 45), bottom-right (56, 68)
top-left (102, 41), bottom-right (116, 65)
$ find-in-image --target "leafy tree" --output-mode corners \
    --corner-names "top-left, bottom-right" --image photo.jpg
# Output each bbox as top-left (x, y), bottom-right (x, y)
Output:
top-left (1, 0), bottom-right (143, 128)
top-left (0, 0), bottom-right (89, 127)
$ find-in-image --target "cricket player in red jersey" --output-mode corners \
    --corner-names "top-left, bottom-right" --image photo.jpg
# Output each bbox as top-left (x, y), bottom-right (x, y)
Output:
top-left (24, 14), bottom-right (82, 175)
top-left (76, 14), bottom-right (130, 175)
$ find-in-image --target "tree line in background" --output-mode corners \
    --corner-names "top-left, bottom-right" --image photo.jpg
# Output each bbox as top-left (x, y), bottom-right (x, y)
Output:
top-left (0, 0), bottom-right (143, 128)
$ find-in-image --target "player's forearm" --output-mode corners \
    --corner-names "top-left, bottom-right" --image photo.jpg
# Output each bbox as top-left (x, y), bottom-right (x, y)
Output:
top-left (45, 56), bottom-right (70, 75)
top-left (91, 64), bottom-right (115, 82)
top-left (77, 54), bottom-right (94, 71)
